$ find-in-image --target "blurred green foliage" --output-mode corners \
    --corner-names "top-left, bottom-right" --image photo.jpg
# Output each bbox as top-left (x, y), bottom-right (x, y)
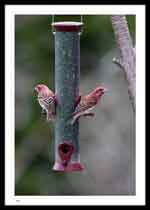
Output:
top-left (15, 15), bottom-right (135, 195)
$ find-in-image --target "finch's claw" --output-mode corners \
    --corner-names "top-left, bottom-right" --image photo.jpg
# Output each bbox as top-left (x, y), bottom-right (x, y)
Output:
top-left (47, 112), bottom-right (55, 121)
top-left (41, 109), bottom-right (46, 115)
top-left (54, 95), bottom-right (58, 106)
top-left (75, 95), bottom-right (82, 108)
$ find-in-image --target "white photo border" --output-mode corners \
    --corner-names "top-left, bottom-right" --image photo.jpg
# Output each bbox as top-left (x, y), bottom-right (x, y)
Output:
top-left (5, 5), bottom-right (145, 206)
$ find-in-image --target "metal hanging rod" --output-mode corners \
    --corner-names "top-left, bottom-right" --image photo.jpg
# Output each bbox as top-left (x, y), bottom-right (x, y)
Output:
top-left (52, 15), bottom-right (83, 23)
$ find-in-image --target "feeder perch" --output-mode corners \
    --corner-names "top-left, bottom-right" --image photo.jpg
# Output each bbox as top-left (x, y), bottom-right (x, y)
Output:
top-left (51, 21), bottom-right (84, 172)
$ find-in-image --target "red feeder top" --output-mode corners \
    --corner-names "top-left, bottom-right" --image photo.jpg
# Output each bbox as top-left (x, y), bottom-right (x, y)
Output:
top-left (51, 21), bottom-right (83, 32)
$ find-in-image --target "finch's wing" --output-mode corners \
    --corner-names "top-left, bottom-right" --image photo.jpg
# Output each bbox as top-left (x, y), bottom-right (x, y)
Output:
top-left (73, 101), bottom-right (93, 116)
top-left (41, 96), bottom-right (55, 109)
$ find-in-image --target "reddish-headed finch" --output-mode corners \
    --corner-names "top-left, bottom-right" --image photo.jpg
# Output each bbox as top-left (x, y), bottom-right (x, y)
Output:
top-left (70, 86), bottom-right (107, 124)
top-left (34, 84), bottom-right (56, 121)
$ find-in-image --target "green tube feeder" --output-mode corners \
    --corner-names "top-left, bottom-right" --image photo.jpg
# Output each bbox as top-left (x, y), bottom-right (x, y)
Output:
top-left (51, 21), bottom-right (84, 172)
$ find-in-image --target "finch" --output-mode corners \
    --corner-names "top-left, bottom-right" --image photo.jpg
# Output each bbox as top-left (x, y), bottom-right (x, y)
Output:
top-left (34, 84), bottom-right (56, 121)
top-left (70, 86), bottom-right (107, 124)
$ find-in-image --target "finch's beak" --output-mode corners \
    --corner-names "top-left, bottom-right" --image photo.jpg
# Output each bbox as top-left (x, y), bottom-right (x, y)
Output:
top-left (100, 88), bottom-right (108, 94)
top-left (103, 88), bottom-right (108, 93)
top-left (34, 87), bottom-right (38, 92)
top-left (33, 87), bottom-right (38, 96)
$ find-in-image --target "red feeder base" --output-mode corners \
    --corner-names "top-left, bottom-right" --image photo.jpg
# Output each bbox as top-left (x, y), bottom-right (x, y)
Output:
top-left (52, 162), bottom-right (84, 172)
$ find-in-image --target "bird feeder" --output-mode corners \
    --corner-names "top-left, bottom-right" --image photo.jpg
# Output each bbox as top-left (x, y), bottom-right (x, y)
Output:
top-left (51, 21), bottom-right (84, 172)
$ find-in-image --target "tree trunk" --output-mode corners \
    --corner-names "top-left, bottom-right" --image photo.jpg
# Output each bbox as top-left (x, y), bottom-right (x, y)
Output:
top-left (111, 15), bottom-right (136, 112)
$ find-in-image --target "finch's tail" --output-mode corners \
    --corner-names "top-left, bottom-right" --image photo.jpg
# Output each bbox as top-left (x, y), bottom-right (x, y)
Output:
top-left (67, 112), bottom-right (95, 125)
top-left (67, 117), bottom-right (76, 125)
top-left (67, 113), bottom-right (81, 125)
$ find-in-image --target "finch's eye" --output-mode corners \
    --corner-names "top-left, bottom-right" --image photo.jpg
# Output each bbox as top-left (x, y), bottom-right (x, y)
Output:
top-left (99, 88), bottom-right (104, 92)
top-left (37, 86), bottom-right (41, 91)
top-left (96, 89), bottom-right (101, 93)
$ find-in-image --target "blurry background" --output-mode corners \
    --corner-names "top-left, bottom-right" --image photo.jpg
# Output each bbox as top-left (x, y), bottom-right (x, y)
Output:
top-left (15, 15), bottom-right (135, 195)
